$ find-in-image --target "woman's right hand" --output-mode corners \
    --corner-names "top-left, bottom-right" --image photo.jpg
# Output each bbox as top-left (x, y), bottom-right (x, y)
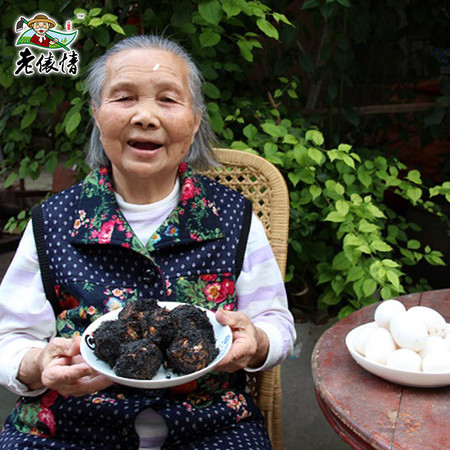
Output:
top-left (18, 335), bottom-right (113, 397)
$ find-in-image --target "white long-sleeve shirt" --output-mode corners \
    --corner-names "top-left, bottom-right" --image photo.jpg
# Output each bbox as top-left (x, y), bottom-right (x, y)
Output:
top-left (0, 181), bottom-right (296, 396)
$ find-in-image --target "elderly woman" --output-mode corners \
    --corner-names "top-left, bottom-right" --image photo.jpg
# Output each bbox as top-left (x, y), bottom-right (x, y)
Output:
top-left (0, 35), bottom-right (295, 449)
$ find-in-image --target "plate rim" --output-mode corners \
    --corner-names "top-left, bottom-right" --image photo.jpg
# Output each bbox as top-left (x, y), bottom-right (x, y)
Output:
top-left (80, 301), bottom-right (233, 388)
top-left (345, 322), bottom-right (450, 388)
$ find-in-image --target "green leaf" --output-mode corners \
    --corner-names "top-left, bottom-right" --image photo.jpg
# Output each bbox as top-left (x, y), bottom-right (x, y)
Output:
top-left (331, 277), bottom-right (345, 296)
top-left (200, 29), bottom-right (221, 47)
top-left (65, 112), bottom-right (81, 135)
top-left (0, 72), bottom-right (13, 89)
top-left (358, 220), bottom-right (378, 233)
top-left (89, 7), bottom-right (103, 17)
top-left (198, 0), bottom-right (223, 25)
top-left (335, 200), bottom-right (349, 216)
top-left (342, 154), bottom-right (355, 169)
top-left (309, 185), bottom-right (322, 199)
top-left (343, 174), bottom-right (355, 186)
top-left (4, 172), bottom-right (17, 189)
top-left (302, 0), bottom-right (320, 9)
top-left (382, 259), bottom-right (399, 268)
top-left (357, 169), bottom-right (372, 188)
top-left (89, 18), bottom-right (103, 27)
top-left (366, 204), bottom-right (386, 218)
top-left (336, 0), bottom-right (351, 7)
top-left (344, 233), bottom-right (361, 247)
top-left (406, 187), bottom-right (422, 204)
top-left (386, 271), bottom-right (401, 290)
top-left (261, 122), bottom-right (283, 138)
top-left (305, 129), bottom-right (324, 146)
top-left (243, 124), bottom-right (258, 140)
top-left (346, 266), bottom-right (365, 283)
top-left (283, 134), bottom-right (298, 145)
top-left (370, 240), bottom-right (393, 252)
top-left (338, 305), bottom-right (357, 319)
top-left (102, 14), bottom-right (118, 23)
top-left (222, 0), bottom-right (242, 17)
top-left (45, 155), bottom-right (58, 173)
top-left (308, 147), bottom-right (325, 164)
top-left (425, 253), bottom-right (445, 265)
top-left (111, 23), bottom-right (126, 35)
top-left (338, 143), bottom-right (352, 152)
top-left (288, 171), bottom-right (302, 187)
top-left (380, 286), bottom-right (393, 300)
top-left (92, 27), bottom-right (110, 46)
top-left (362, 279), bottom-right (377, 297)
top-left (237, 39), bottom-right (254, 61)
top-left (407, 240), bottom-right (420, 250)
top-left (256, 18), bottom-right (279, 39)
top-left (324, 211), bottom-right (346, 222)
top-left (406, 169), bottom-right (422, 185)
top-left (299, 168), bottom-right (315, 184)
top-left (332, 252), bottom-right (352, 270)
top-left (21, 110), bottom-right (37, 130)
top-left (209, 110), bottom-right (224, 133)
top-left (203, 82), bottom-right (220, 99)
top-left (319, 290), bottom-right (341, 306)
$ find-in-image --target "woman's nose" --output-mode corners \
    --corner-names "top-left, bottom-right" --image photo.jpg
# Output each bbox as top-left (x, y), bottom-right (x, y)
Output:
top-left (130, 102), bottom-right (160, 128)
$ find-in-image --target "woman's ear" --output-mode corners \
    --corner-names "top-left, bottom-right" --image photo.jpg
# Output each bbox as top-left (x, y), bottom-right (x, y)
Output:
top-left (91, 101), bottom-right (99, 128)
top-left (192, 113), bottom-right (202, 143)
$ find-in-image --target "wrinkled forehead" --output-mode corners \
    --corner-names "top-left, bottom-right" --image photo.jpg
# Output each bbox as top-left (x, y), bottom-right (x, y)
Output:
top-left (104, 48), bottom-right (191, 89)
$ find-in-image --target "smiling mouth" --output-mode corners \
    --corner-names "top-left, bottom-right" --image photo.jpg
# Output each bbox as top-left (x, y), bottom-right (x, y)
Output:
top-left (128, 141), bottom-right (163, 151)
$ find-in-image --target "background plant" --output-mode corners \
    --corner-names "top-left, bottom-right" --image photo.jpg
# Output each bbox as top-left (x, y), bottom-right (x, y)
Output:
top-left (226, 88), bottom-right (448, 316)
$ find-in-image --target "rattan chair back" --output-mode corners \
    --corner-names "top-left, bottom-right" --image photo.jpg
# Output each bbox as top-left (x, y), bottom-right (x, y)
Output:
top-left (201, 148), bottom-right (289, 450)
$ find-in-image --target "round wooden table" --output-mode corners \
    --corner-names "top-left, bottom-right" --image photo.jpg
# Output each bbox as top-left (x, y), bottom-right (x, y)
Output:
top-left (312, 289), bottom-right (450, 450)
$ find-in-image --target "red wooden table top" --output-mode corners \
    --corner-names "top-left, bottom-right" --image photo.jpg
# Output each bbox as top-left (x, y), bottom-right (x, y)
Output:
top-left (312, 289), bottom-right (450, 450)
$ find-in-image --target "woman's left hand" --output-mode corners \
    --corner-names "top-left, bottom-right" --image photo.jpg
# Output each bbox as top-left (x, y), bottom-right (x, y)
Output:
top-left (214, 308), bottom-right (269, 372)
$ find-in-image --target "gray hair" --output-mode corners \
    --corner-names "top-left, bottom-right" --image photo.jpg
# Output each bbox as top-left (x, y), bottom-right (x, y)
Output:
top-left (85, 35), bottom-right (217, 171)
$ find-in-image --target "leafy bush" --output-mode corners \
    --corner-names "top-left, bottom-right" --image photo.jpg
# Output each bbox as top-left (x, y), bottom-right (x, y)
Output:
top-left (226, 92), bottom-right (449, 317)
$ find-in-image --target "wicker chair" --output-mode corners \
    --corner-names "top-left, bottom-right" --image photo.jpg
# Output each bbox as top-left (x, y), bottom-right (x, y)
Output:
top-left (201, 148), bottom-right (289, 450)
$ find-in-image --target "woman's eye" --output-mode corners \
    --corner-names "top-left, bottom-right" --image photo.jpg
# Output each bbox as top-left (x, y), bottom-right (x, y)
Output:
top-left (116, 97), bottom-right (131, 102)
top-left (161, 97), bottom-right (175, 103)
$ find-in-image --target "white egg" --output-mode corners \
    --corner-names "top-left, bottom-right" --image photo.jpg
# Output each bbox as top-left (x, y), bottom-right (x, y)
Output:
top-left (422, 351), bottom-right (450, 373)
top-left (374, 299), bottom-right (406, 330)
top-left (407, 306), bottom-right (447, 337)
top-left (389, 311), bottom-right (428, 352)
top-left (418, 335), bottom-right (450, 359)
top-left (365, 327), bottom-right (396, 365)
top-left (445, 323), bottom-right (450, 338)
top-left (445, 325), bottom-right (450, 345)
top-left (386, 349), bottom-right (422, 372)
top-left (353, 324), bottom-right (378, 356)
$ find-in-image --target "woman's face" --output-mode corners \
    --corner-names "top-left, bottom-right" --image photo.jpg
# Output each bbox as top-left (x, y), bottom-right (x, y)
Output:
top-left (93, 48), bottom-right (201, 202)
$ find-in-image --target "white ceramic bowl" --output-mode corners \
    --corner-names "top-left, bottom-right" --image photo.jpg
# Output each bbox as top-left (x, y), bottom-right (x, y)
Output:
top-left (345, 322), bottom-right (450, 388)
top-left (80, 302), bottom-right (232, 389)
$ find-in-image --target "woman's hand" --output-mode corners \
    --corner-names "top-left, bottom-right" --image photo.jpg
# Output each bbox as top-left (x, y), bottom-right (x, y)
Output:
top-left (18, 335), bottom-right (113, 396)
top-left (214, 308), bottom-right (269, 372)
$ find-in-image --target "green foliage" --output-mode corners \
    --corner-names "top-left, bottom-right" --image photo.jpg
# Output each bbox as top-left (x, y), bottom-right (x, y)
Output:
top-left (225, 85), bottom-right (448, 317)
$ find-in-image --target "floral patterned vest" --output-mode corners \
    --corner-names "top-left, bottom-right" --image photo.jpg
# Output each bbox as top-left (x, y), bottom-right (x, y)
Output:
top-left (9, 163), bottom-right (259, 449)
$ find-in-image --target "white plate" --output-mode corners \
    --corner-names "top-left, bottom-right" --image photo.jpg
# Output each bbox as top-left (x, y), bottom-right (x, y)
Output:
top-left (345, 322), bottom-right (450, 388)
top-left (80, 302), bottom-right (232, 389)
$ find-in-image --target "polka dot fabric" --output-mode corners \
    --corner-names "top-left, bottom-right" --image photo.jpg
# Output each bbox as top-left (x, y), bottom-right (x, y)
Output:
top-left (0, 165), bottom-right (271, 449)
